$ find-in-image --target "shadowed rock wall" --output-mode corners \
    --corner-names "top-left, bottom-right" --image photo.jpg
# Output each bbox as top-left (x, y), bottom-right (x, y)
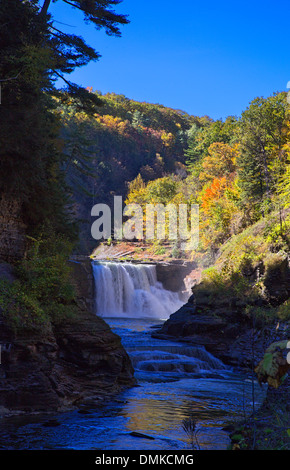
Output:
top-left (0, 195), bottom-right (26, 263)
top-left (0, 258), bottom-right (135, 417)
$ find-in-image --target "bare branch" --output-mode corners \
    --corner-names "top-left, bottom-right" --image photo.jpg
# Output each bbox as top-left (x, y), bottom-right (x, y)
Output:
top-left (52, 69), bottom-right (72, 87)
top-left (0, 69), bottom-right (23, 82)
top-left (39, 0), bottom-right (52, 18)
top-left (62, 0), bottom-right (82, 11)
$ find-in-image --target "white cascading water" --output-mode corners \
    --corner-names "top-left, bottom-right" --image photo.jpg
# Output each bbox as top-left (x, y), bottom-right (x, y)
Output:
top-left (92, 261), bottom-right (183, 320)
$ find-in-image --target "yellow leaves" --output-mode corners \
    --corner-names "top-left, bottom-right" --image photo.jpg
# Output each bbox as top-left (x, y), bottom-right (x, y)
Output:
top-left (200, 142), bottom-right (239, 183)
top-left (161, 131), bottom-right (175, 147)
top-left (201, 177), bottom-right (228, 212)
top-left (196, 142), bottom-right (242, 247)
top-left (255, 341), bottom-right (290, 388)
top-left (198, 174), bottom-right (241, 247)
top-left (170, 192), bottom-right (187, 205)
top-left (282, 118), bottom-right (290, 159)
top-left (94, 114), bottom-right (129, 134)
top-left (282, 142), bottom-right (290, 157)
top-left (125, 176), bottom-right (191, 243)
top-left (125, 174), bottom-right (147, 206)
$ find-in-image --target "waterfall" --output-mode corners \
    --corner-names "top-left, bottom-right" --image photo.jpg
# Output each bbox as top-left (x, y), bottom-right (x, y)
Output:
top-left (92, 261), bottom-right (183, 320)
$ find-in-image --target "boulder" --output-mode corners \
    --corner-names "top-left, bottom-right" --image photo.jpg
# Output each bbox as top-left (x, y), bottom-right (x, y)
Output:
top-left (153, 290), bottom-right (290, 369)
top-left (0, 311), bottom-right (135, 416)
top-left (263, 254), bottom-right (290, 304)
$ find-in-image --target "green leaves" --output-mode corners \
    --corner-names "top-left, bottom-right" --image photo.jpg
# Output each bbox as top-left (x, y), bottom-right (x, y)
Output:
top-left (237, 92), bottom-right (288, 209)
top-left (255, 340), bottom-right (290, 388)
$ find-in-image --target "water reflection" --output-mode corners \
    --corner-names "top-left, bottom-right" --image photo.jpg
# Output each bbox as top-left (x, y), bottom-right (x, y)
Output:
top-left (0, 317), bottom-right (267, 450)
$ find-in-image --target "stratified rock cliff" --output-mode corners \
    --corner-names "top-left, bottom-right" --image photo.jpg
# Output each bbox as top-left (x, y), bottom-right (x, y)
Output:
top-left (0, 260), bottom-right (135, 417)
top-left (153, 290), bottom-right (290, 369)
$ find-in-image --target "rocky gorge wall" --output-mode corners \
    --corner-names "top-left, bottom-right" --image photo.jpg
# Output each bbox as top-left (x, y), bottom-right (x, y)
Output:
top-left (2, 252), bottom-right (287, 417)
top-left (152, 255), bottom-right (290, 370)
top-left (0, 255), bottom-right (195, 418)
top-left (155, 260), bottom-right (198, 295)
top-left (0, 259), bottom-right (135, 417)
top-left (152, 295), bottom-right (290, 369)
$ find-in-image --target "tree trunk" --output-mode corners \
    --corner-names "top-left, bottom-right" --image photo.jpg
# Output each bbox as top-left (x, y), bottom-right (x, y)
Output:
top-left (39, 0), bottom-right (51, 18)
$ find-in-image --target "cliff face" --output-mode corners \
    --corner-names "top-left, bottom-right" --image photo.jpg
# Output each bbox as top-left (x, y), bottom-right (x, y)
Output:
top-left (154, 263), bottom-right (290, 370)
top-left (0, 313), bottom-right (135, 416)
top-left (155, 261), bottom-right (197, 294)
top-left (0, 260), bottom-right (136, 417)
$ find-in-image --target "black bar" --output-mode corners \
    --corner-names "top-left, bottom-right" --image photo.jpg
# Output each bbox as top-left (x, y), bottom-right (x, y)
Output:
top-left (0, 450), bottom-right (278, 467)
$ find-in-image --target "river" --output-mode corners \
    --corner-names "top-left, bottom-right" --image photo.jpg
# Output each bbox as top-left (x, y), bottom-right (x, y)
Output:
top-left (0, 261), bottom-right (267, 450)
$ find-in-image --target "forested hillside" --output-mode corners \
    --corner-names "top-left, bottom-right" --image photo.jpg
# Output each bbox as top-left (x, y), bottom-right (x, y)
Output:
top-left (0, 0), bottom-right (131, 330)
top-left (58, 90), bottom-right (289, 266)
top-left (123, 91), bottom-right (290, 325)
top-left (57, 91), bottom-right (198, 251)
top-left (60, 88), bottom-right (290, 332)
top-left (0, 0), bottom-right (289, 450)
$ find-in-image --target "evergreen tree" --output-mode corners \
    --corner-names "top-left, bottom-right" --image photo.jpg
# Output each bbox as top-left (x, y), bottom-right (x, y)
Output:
top-left (38, 0), bottom-right (129, 104)
top-left (185, 116), bottom-right (239, 169)
top-left (0, 0), bottom-right (69, 235)
top-left (237, 93), bottom-right (287, 214)
top-left (0, 0), bottom-right (128, 242)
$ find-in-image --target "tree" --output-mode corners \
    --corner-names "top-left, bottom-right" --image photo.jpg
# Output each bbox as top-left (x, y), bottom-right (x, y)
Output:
top-left (185, 116), bottom-right (239, 169)
top-left (146, 177), bottom-right (179, 204)
top-left (200, 142), bottom-right (239, 182)
top-left (0, 0), bottom-right (129, 249)
top-left (199, 176), bottom-right (240, 245)
top-left (237, 93), bottom-right (287, 213)
top-left (38, 0), bottom-right (129, 93)
top-left (0, 0), bottom-right (70, 235)
top-left (276, 110), bottom-right (290, 209)
top-left (131, 110), bottom-right (149, 128)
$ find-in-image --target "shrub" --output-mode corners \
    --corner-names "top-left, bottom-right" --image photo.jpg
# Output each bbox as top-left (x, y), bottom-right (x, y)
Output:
top-left (277, 299), bottom-right (290, 321)
top-left (0, 279), bottom-right (51, 332)
top-left (0, 234), bottom-right (77, 332)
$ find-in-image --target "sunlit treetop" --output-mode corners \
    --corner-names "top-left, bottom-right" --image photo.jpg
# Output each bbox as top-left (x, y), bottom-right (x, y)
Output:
top-left (36, 0), bottom-right (129, 107)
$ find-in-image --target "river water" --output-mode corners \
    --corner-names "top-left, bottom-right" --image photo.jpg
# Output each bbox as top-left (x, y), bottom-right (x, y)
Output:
top-left (0, 262), bottom-right (267, 450)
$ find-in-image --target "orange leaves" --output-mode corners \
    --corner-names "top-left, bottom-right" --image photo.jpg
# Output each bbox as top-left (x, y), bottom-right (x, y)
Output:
top-left (201, 177), bottom-right (228, 212)
top-left (201, 176), bottom-right (240, 214)
top-left (199, 175), bottom-right (241, 246)
top-left (198, 142), bottom-right (241, 245)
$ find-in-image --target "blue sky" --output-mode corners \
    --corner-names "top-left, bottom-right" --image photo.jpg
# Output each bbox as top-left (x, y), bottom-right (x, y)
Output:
top-left (49, 0), bottom-right (290, 120)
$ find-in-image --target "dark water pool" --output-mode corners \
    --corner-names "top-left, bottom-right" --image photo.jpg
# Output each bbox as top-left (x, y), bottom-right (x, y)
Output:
top-left (0, 318), bottom-right (267, 450)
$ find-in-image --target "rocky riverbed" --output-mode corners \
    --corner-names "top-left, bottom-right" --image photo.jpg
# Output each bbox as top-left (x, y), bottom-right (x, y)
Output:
top-left (151, 285), bottom-right (290, 450)
top-left (152, 292), bottom-right (290, 369)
